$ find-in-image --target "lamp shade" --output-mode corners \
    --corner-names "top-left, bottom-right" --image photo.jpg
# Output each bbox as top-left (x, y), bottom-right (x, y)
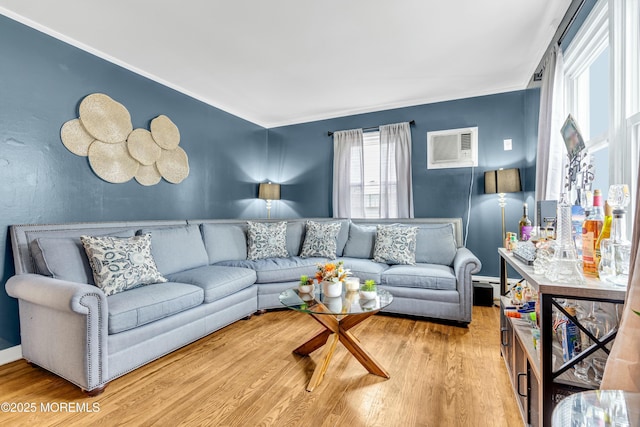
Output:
top-left (258, 182), bottom-right (280, 200)
top-left (484, 168), bottom-right (522, 194)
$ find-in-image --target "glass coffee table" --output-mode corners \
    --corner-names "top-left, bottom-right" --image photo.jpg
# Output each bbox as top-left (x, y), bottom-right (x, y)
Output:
top-left (279, 286), bottom-right (393, 392)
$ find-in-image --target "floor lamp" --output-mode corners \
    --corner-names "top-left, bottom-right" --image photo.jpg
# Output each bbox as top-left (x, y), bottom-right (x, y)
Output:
top-left (258, 182), bottom-right (280, 219)
top-left (484, 168), bottom-right (522, 245)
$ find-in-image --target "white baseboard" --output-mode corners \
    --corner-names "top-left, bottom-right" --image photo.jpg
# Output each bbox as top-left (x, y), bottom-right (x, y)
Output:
top-left (0, 345), bottom-right (22, 366)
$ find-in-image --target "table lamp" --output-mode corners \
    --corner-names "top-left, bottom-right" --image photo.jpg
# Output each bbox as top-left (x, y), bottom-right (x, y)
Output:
top-left (484, 168), bottom-right (522, 243)
top-left (258, 182), bottom-right (280, 219)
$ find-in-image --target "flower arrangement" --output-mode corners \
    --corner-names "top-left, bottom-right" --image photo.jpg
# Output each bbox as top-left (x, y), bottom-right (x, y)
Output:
top-left (315, 261), bottom-right (350, 284)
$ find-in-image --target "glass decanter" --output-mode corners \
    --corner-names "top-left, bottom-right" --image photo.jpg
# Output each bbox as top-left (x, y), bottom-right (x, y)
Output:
top-left (598, 185), bottom-right (631, 287)
top-left (546, 193), bottom-right (585, 284)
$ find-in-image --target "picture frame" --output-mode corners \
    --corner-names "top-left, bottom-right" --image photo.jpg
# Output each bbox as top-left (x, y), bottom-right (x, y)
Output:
top-left (560, 114), bottom-right (586, 160)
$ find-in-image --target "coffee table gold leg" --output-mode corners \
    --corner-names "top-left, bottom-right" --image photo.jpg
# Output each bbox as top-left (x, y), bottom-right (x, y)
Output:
top-left (339, 330), bottom-right (390, 378)
top-left (306, 332), bottom-right (340, 392)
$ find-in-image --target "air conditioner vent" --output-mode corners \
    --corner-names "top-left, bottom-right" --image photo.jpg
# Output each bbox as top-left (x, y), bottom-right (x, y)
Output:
top-left (427, 127), bottom-right (478, 169)
top-left (460, 133), bottom-right (472, 151)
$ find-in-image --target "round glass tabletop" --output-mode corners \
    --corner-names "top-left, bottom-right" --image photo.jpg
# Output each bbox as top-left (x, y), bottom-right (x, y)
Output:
top-left (551, 390), bottom-right (640, 426)
top-left (279, 287), bottom-right (393, 315)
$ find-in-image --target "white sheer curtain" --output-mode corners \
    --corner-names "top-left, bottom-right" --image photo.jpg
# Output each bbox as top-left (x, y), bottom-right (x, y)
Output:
top-left (535, 45), bottom-right (566, 206)
top-left (332, 129), bottom-right (363, 218)
top-left (600, 169), bottom-right (640, 392)
top-left (380, 122), bottom-right (414, 218)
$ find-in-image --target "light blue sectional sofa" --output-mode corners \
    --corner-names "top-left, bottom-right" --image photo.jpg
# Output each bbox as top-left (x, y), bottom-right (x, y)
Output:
top-left (6, 217), bottom-right (480, 394)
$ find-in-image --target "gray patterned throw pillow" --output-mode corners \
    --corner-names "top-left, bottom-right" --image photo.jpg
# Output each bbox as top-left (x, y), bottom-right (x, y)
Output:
top-left (246, 221), bottom-right (289, 260)
top-left (373, 224), bottom-right (418, 265)
top-left (80, 234), bottom-right (167, 296)
top-left (300, 221), bottom-right (342, 259)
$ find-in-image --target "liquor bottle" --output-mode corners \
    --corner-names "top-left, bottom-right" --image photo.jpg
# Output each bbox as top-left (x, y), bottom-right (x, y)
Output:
top-left (594, 201), bottom-right (612, 273)
top-left (519, 203), bottom-right (532, 241)
top-left (582, 189), bottom-right (604, 277)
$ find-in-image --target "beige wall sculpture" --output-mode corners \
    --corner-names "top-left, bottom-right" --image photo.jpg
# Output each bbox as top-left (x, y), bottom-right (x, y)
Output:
top-left (60, 93), bottom-right (189, 185)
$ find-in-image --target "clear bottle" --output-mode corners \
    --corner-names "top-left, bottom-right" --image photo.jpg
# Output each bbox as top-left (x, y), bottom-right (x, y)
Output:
top-left (598, 185), bottom-right (631, 287)
top-left (582, 189), bottom-right (604, 277)
top-left (519, 203), bottom-right (532, 241)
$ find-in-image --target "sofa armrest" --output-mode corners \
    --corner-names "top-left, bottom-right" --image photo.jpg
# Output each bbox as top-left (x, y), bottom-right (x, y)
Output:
top-left (5, 274), bottom-right (109, 391)
top-left (452, 248), bottom-right (482, 323)
top-left (6, 274), bottom-right (107, 314)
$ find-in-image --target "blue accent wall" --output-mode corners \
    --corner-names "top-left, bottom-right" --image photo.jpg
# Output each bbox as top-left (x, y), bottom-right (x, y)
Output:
top-left (0, 15), bottom-right (267, 349)
top-left (268, 90), bottom-right (540, 279)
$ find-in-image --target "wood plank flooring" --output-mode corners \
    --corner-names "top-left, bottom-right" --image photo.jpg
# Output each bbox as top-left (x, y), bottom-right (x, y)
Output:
top-left (0, 306), bottom-right (521, 427)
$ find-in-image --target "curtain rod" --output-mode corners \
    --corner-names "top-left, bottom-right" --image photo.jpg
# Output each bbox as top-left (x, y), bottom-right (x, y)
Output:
top-left (532, 0), bottom-right (586, 81)
top-left (327, 120), bottom-right (415, 137)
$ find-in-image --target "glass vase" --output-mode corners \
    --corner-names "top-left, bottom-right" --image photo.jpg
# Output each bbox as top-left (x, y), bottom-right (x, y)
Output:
top-left (546, 193), bottom-right (585, 284)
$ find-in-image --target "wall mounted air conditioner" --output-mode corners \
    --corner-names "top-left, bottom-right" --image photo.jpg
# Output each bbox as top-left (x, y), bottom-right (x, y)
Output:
top-left (427, 126), bottom-right (478, 169)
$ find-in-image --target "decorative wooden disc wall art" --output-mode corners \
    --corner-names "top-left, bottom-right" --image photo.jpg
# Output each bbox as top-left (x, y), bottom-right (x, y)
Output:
top-left (60, 93), bottom-right (189, 185)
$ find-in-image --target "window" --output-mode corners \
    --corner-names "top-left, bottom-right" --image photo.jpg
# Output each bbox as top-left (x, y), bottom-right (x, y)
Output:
top-left (564, 0), bottom-right (610, 194)
top-left (349, 131), bottom-right (398, 218)
top-left (564, 0), bottom-right (640, 220)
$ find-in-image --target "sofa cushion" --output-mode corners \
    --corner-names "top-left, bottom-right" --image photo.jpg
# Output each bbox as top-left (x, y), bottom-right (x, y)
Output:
top-left (166, 265), bottom-right (257, 303)
top-left (107, 282), bottom-right (204, 334)
top-left (338, 257), bottom-right (389, 283)
top-left (201, 223), bottom-right (247, 264)
top-left (138, 224), bottom-right (209, 275)
top-left (286, 222), bottom-right (305, 257)
top-left (30, 230), bottom-right (135, 285)
top-left (415, 224), bottom-right (458, 266)
top-left (247, 221), bottom-right (289, 260)
top-left (373, 224), bottom-right (418, 265)
top-left (335, 219), bottom-right (351, 256)
top-left (343, 224), bottom-right (376, 259)
top-left (215, 256), bottom-right (325, 283)
top-left (80, 234), bottom-right (167, 296)
top-left (381, 263), bottom-right (457, 290)
top-left (300, 220), bottom-right (342, 259)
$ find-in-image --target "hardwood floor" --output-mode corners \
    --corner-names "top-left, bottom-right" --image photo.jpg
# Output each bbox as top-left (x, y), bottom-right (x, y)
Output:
top-left (0, 306), bottom-right (521, 426)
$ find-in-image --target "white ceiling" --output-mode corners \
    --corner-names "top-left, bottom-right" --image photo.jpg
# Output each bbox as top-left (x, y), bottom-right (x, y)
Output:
top-left (0, 1), bottom-right (571, 128)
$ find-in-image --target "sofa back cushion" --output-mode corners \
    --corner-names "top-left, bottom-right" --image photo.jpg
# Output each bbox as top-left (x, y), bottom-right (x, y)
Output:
top-left (343, 224), bottom-right (376, 259)
top-left (286, 222), bottom-right (305, 256)
top-left (201, 223), bottom-right (248, 264)
top-left (138, 224), bottom-right (209, 275)
top-left (415, 224), bottom-right (457, 266)
top-left (30, 230), bottom-right (135, 284)
top-left (334, 219), bottom-right (350, 256)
